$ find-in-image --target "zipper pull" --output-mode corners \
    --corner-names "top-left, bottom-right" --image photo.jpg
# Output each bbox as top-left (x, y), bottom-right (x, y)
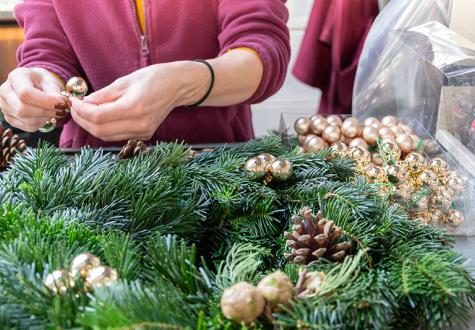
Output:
top-left (140, 35), bottom-right (150, 57)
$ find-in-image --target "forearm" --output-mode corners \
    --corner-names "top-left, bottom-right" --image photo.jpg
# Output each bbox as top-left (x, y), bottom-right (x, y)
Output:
top-left (175, 49), bottom-right (264, 107)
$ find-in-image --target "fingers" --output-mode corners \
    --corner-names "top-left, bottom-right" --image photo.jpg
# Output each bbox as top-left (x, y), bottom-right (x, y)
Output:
top-left (84, 79), bottom-right (125, 105)
top-left (2, 82), bottom-right (57, 119)
top-left (70, 96), bottom-right (137, 125)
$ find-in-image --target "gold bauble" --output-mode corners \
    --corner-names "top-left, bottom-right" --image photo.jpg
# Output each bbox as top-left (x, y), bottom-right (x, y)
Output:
top-left (427, 209), bottom-right (444, 225)
top-left (85, 266), bottom-right (118, 289)
top-left (257, 271), bottom-right (293, 308)
top-left (71, 253), bottom-right (101, 278)
top-left (297, 146), bottom-right (306, 154)
top-left (326, 115), bottom-right (343, 127)
top-left (429, 158), bottom-right (449, 175)
top-left (65, 77), bottom-right (88, 98)
top-left (390, 126), bottom-right (405, 137)
top-left (371, 152), bottom-right (384, 166)
top-left (366, 166), bottom-right (385, 181)
top-left (322, 125), bottom-right (341, 144)
top-left (385, 164), bottom-right (408, 185)
top-left (419, 170), bottom-right (438, 189)
top-left (341, 117), bottom-right (362, 138)
top-left (310, 114), bottom-right (323, 122)
top-left (404, 152), bottom-right (425, 170)
top-left (399, 124), bottom-right (413, 135)
top-left (411, 195), bottom-right (430, 212)
top-left (305, 136), bottom-right (327, 153)
top-left (221, 282), bottom-right (266, 324)
top-left (381, 141), bottom-right (401, 162)
top-left (364, 117), bottom-right (380, 127)
top-left (244, 157), bottom-right (267, 181)
top-left (257, 153), bottom-right (276, 168)
top-left (378, 127), bottom-right (395, 139)
top-left (294, 117), bottom-right (311, 135)
top-left (411, 134), bottom-right (421, 147)
top-left (298, 135), bottom-right (307, 145)
top-left (270, 159), bottom-right (293, 182)
top-left (348, 146), bottom-right (371, 164)
top-left (330, 142), bottom-right (348, 157)
top-left (430, 190), bottom-right (452, 211)
top-left (362, 126), bottom-right (379, 146)
top-left (310, 117), bottom-right (328, 135)
top-left (390, 188), bottom-right (411, 204)
top-left (423, 139), bottom-right (439, 155)
top-left (349, 137), bottom-right (369, 150)
top-left (44, 270), bottom-right (74, 294)
top-left (381, 115), bottom-right (399, 127)
top-left (396, 134), bottom-right (414, 155)
top-left (445, 209), bottom-right (464, 227)
top-left (447, 175), bottom-right (467, 196)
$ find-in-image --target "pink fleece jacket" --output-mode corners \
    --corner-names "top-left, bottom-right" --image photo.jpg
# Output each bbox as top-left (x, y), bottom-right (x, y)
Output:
top-left (14, 0), bottom-right (290, 148)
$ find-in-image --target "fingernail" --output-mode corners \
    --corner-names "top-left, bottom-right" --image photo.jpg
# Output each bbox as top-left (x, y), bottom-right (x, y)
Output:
top-left (55, 110), bottom-right (68, 119)
top-left (55, 103), bottom-right (69, 111)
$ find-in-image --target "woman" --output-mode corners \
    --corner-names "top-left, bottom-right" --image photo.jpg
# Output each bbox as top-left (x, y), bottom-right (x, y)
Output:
top-left (0, 0), bottom-right (290, 148)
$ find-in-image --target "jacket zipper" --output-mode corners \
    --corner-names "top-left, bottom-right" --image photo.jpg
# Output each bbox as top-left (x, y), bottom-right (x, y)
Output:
top-left (130, 0), bottom-right (150, 67)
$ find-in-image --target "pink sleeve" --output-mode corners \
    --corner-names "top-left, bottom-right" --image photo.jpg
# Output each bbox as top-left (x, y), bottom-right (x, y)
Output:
top-left (217, 0), bottom-right (290, 104)
top-left (14, 0), bottom-right (82, 82)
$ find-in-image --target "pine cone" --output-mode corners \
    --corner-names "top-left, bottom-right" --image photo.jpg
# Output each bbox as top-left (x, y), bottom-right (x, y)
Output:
top-left (117, 140), bottom-right (147, 159)
top-left (284, 207), bottom-right (352, 264)
top-left (0, 127), bottom-right (27, 169)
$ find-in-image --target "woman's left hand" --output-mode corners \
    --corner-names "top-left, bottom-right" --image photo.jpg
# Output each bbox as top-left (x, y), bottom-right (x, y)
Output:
top-left (70, 61), bottom-right (209, 141)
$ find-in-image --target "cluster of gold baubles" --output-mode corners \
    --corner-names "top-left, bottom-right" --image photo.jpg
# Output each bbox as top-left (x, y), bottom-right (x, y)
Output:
top-left (44, 253), bottom-right (118, 294)
top-left (244, 153), bottom-right (293, 183)
top-left (294, 115), bottom-right (424, 163)
top-left (220, 269), bottom-right (325, 325)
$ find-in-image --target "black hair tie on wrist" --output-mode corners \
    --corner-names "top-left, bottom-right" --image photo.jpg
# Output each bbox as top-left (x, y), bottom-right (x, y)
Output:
top-left (187, 59), bottom-right (215, 107)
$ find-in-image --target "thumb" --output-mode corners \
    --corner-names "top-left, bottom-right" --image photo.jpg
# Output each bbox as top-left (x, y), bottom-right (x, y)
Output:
top-left (40, 70), bottom-right (65, 95)
top-left (84, 81), bottom-right (124, 105)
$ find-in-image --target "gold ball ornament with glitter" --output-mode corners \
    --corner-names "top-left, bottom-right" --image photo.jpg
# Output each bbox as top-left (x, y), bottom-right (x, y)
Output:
top-left (71, 253), bottom-right (102, 278)
top-left (244, 157), bottom-right (267, 181)
top-left (65, 77), bottom-right (88, 98)
top-left (391, 188), bottom-right (411, 204)
top-left (419, 170), bottom-right (438, 189)
top-left (341, 117), bottom-right (362, 138)
top-left (430, 190), bottom-right (452, 211)
top-left (326, 115), bottom-right (343, 127)
top-left (270, 159), bottom-right (293, 182)
top-left (305, 135), bottom-right (327, 153)
top-left (404, 152), bottom-right (425, 171)
top-left (381, 115), bottom-right (399, 127)
top-left (429, 158), bottom-right (449, 175)
top-left (294, 117), bottom-right (311, 135)
top-left (411, 195), bottom-right (430, 212)
top-left (371, 152), bottom-right (384, 166)
top-left (257, 153), bottom-right (276, 168)
top-left (322, 126), bottom-right (341, 144)
top-left (348, 146), bottom-right (371, 165)
top-left (445, 209), bottom-right (464, 227)
top-left (385, 164), bottom-right (408, 185)
top-left (330, 142), bottom-right (347, 157)
top-left (44, 270), bottom-right (75, 294)
top-left (381, 141), bottom-right (401, 162)
top-left (310, 117), bottom-right (329, 135)
top-left (85, 266), bottom-right (118, 289)
top-left (447, 175), bottom-right (467, 196)
top-left (366, 166), bottom-right (385, 181)
top-left (221, 282), bottom-right (266, 324)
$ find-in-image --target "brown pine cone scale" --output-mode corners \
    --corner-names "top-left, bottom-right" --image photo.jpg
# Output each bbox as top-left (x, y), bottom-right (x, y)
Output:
top-left (284, 207), bottom-right (352, 264)
top-left (0, 127), bottom-right (27, 169)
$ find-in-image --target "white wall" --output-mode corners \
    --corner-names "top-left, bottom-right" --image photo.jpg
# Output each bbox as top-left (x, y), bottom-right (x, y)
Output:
top-left (252, 0), bottom-right (321, 137)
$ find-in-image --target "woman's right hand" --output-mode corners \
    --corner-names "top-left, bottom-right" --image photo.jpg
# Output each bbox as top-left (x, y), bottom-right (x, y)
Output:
top-left (0, 67), bottom-right (66, 132)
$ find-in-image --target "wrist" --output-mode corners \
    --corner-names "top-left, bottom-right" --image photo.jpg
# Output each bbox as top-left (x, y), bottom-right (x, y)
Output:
top-left (173, 60), bottom-right (212, 107)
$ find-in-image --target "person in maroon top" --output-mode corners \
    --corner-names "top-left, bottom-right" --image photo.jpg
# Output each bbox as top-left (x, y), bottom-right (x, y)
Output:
top-left (0, 0), bottom-right (290, 148)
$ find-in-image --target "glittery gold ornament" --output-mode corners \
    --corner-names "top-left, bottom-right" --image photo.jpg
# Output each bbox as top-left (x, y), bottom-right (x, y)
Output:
top-left (65, 77), bottom-right (88, 98)
top-left (396, 134), bottom-right (414, 154)
top-left (419, 170), bottom-right (438, 189)
top-left (244, 157), bottom-right (267, 181)
top-left (270, 159), bottom-right (293, 182)
top-left (310, 117), bottom-right (329, 135)
top-left (371, 152), bottom-right (384, 166)
top-left (305, 136), bottom-right (327, 153)
top-left (381, 141), bottom-right (401, 163)
top-left (221, 282), bottom-right (266, 324)
top-left (404, 152), bottom-right (425, 171)
top-left (390, 187), bottom-right (411, 204)
top-left (85, 266), bottom-right (118, 289)
top-left (385, 164), bottom-right (408, 185)
top-left (330, 142), bottom-right (348, 157)
top-left (364, 117), bottom-right (380, 127)
top-left (447, 175), bottom-right (467, 196)
top-left (257, 153), bottom-right (276, 168)
top-left (44, 270), bottom-right (74, 294)
top-left (430, 190), bottom-right (452, 211)
top-left (366, 166), bottom-right (385, 181)
top-left (326, 115), bottom-right (343, 127)
top-left (71, 253), bottom-right (101, 278)
top-left (429, 158), bottom-right (449, 175)
top-left (349, 137), bottom-right (369, 150)
top-left (362, 126), bottom-right (379, 146)
top-left (348, 146), bottom-right (371, 164)
top-left (294, 117), bottom-right (311, 135)
top-left (411, 195), bottom-right (430, 212)
top-left (381, 115), bottom-right (399, 127)
top-left (322, 126), bottom-right (341, 144)
top-left (445, 209), bottom-right (464, 227)
top-left (341, 118), bottom-right (362, 138)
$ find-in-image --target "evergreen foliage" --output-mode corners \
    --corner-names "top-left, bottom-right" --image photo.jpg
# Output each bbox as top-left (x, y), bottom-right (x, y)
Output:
top-left (0, 136), bottom-right (472, 329)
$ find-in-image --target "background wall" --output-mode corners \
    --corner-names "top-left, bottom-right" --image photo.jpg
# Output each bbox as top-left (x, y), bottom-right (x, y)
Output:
top-left (251, 0), bottom-right (321, 137)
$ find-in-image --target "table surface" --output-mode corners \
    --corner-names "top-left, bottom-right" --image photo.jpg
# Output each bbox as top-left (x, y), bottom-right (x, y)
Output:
top-left (454, 238), bottom-right (475, 330)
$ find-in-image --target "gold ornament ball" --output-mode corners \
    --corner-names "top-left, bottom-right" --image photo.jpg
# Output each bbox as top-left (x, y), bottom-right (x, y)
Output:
top-left (257, 271), bottom-right (293, 308)
top-left (364, 117), bottom-right (380, 128)
top-left (385, 164), bottom-right (408, 185)
top-left (297, 146), bottom-right (305, 154)
top-left (427, 209), bottom-right (444, 225)
top-left (310, 117), bottom-right (328, 135)
top-left (362, 126), bottom-right (379, 146)
top-left (396, 134), bottom-right (415, 155)
top-left (405, 152), bottom-right (425, 169)
top-left (431, 190), bottom-right (452, 211)
top-left (326, 115), bottom-right (343, 127)
top-left (348, 146), bottom-right (371, 164)
top-left (349, 137), bottom-right (369, 150)
top-left (390, 125), bottom-right (406, 137)
top-left (341, 117), bottom-right (362, 138)
top-left (366, 166), bottom-right (385, 181)
top-left (65, 77), bottom-right (88, 98)
top-left (257, 153), bottom-right (276, 168)
top-left (391, 188), bottom-right (411, 204)
top-left (330, 142), bottom-right (348, 156)
top-left (309, 114), bottom-right (322, 122)
top-left (447, 175), bottom-right (467, 196)
top-left (270, 159), bottom-right (293, 182)
top-left (294, 117), bottom-right (311, 135)
top-left (44, 270), bottom-right (74, 294)
top-left (322, 126), bottom-right (341, 144)
top-left (419, 170), bottom-right (438, 189)
top-left (381, 115), bottom-right (399, 127)
top-left (298, 135), bottom-right (307, 145)
top-left (429, 158), bottom-right (449, 175)
top-left (371, 152), bottom-right (384, 166)
top-left (399, 123), bottom-right (413, 135)
top-left (244, 157), bottom-right (267, 181)
top-left (378, 127), bottom-right (395, 139)
top-left (423, 139), bottom-right (439, 155)
top-left (221, 282), bottom-right (266, 324)
top-left (445, 209), bottom-right (465, 227)
top-left (85, 266), bottom-right (118, 289)
top-left (71, 253), bottom-right (101, 278)
top-left (411, 196), bottom-right (430, 212)
top-left (305, 136), bottom-right (327, 153)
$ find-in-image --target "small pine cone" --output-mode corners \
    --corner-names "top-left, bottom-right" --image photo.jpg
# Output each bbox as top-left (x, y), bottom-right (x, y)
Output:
top-left (284, 207), bottom-right (352, 264)
top-left (118, 140), bottom-right (147, 159)
top-left (0, 128), bottom-right (27, 169)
